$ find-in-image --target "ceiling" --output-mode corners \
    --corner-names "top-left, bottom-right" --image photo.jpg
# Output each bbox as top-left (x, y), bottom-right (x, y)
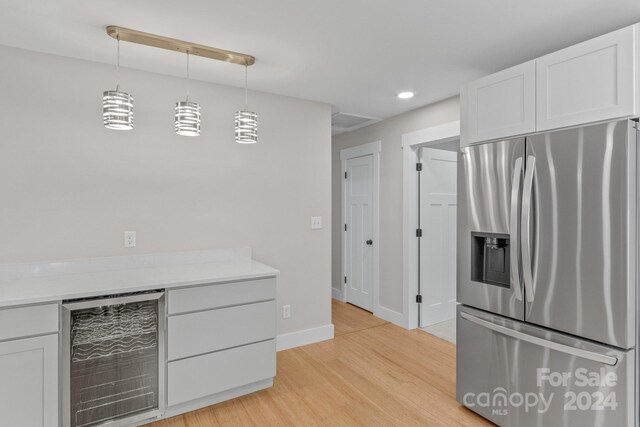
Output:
top-left (1, 0), bottom-right (640, 122)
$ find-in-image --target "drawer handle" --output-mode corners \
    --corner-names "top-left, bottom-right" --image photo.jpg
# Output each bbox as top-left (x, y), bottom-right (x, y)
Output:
top-left (461, 312), bottom-right (618, 366)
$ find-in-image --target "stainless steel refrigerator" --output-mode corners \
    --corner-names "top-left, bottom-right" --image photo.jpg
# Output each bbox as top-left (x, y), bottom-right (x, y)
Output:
top-left (456, 119), bottom-right (639, 426)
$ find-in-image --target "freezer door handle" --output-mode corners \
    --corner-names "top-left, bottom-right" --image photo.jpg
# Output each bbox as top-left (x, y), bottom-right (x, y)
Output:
top-left (460, 312), bottom-right (618, 366)
top-left (510, 157), bottom-right (523, 301)
top-left (521, 155), bottom-right (536, 303)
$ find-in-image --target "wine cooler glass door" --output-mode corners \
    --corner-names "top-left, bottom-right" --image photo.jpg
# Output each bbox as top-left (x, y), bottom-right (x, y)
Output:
top-left (62, 292), bottom-right (165, 427)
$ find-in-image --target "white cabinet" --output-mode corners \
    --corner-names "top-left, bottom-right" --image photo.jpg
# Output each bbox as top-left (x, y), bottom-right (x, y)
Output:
top-left (166, 277), bottom-right (277, 410)
top-left (462, 23), bottom-right (640, 144)
top-left (0, 334), bottom-right (59, 427)
top-left (536, 25), bottom-right (638, 131)
top-left (462, 61), bottom-right (536, 145)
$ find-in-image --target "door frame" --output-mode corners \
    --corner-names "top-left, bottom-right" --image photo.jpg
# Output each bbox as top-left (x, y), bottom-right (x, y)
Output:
top-left (339, 141), bottom-right (381, 315)
top-left (402, 121), bottom-right (460, 329)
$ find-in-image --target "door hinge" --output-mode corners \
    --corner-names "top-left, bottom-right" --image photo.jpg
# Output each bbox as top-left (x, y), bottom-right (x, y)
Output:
top-left (345, 223), bottom-right (347, 231)
top-left (416, 295), bottom-right (422, 303)
top-left (344, 276), bottom-right (347, 284)
top-left (345, 171), bottom-right (348, 179)
top-left (416, 228), bottom-right (423, 237)
top-left (416, 163), bottom-right (422, 171)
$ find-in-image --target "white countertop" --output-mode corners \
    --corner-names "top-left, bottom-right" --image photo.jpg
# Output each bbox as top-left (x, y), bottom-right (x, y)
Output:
top-left (0, 248), bottom-right (279, 308)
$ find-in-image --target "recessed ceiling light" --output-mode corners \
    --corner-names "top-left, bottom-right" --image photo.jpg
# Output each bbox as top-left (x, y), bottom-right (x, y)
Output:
top-left (397, 91), bottom-right (414, 99)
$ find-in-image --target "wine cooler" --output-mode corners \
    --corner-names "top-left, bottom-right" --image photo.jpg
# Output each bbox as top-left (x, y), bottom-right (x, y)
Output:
top-left (62, 291), bottom-right (165, 427)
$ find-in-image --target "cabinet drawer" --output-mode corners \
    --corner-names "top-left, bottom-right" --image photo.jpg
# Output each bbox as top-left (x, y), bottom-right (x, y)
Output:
top-left (0, 304), bottom-right (58, 341)
top-left (168, 300), bottom-right (276, 361)
top-left (167, 277), bottom-right (276, 315)
top-left (168, 339), bottom-right (276, 406)
top-left (536, 24), bottom-right (637, 131)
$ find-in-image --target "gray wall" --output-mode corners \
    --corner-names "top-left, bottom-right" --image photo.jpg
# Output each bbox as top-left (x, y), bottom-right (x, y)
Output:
top-left (0, 45), bottom-right (332, 337)
top-left (332, 96), bottom-right (459, 315)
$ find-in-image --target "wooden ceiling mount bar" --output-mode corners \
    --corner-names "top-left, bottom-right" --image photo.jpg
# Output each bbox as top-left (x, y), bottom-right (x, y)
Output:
top-left (106, 25), bottom-right (255, 66)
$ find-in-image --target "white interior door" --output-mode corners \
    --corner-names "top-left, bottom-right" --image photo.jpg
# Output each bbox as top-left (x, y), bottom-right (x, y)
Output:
top-left (345, 154), bottom-right (374, 311)
top-left (419, 147), bottom-right (457, 327)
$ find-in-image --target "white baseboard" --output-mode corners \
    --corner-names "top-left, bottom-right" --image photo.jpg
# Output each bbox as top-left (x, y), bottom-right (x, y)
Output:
top-left (331, 286), bottom-right (345, 301)
top-left (276, 324), bottom-right (334, 351)
top-left (374, 304), bottom-right (407, 329)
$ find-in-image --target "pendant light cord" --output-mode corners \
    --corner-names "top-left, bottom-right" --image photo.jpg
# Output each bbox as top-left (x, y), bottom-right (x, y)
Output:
top-left (244, 64), bottom-right (248, 109)
top-left (186, 51), bottom-right (190, 101)
top-left (116, 36), bottom-right (120, 91)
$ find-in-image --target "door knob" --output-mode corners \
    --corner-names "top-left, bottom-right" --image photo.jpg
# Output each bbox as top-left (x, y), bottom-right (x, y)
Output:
top-left (366, 239), bottom-right (373, 246)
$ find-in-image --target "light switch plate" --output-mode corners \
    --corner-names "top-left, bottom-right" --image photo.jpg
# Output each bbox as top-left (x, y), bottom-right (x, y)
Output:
top-left (124, 231), bottom-right (136, 248)
top-left (311, 216), bottom-right (322, 230)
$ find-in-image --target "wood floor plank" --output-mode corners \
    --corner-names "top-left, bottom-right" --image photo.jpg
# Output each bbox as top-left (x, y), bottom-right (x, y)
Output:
top-left (211, 399), bottom-right (256, 427)
top-left (239, 390), bottom-right (294, 426)
top-left (182, 407), bottom-right (222, 427)
top-left (147, 300), bottom-right (490, 427)
top-left (332, 300), bottom-right (388, 336)
top-left (270, 391), bottom-right (325, 426)
top-left (322, 358), bottom-right (442, 426)
top-left (330, 329), bottom-right (486, 426)
top-left (347, 325), bottom-right (459, 397)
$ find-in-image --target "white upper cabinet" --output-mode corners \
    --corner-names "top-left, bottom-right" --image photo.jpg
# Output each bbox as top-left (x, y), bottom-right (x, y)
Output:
top-left (462, 61), bottom-right (536, 145)
top-left (462, 24), bottom-right (640, 144)
top-left (536, 25), bottom-right (638, 132)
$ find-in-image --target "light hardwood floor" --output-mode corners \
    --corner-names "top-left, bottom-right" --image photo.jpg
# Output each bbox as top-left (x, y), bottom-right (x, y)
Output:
top-left (150, 300), bottom-right (491, 426)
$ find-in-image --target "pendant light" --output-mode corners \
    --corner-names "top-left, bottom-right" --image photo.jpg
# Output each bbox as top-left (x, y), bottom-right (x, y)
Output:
top-left (175, 51), bottom-right (201, 136)
top-left (235, 65), bottom-right (258, 144)
top-left (103, 36), bottom-right (134, 130)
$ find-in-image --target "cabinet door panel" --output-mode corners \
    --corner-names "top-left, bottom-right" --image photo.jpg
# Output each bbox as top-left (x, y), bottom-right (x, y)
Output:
top-left (537, 24), bottom-right (637, 131)
top-left (462, 61), bottom-right (536, 145)
top-left (0, 334), bottom-right (58, 427)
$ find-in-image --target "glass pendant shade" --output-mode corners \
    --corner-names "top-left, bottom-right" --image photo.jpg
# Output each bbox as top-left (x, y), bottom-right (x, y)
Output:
top-left (236, 64), bottom-right (258, 144)
top-left (235, 110), bottom-right (258, 143)
top-left (103, 88), bottom-right (134, 130)
top-left (103, 37), bottom-right (133, 130)
top-left (175, 52), bottom-right (200, 137)
top-left (175, 100), bottom-right (201, 136)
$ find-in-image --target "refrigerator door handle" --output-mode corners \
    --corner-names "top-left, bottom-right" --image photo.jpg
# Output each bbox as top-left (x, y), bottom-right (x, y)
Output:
top-left (510, 157), bottom-right (523, 301)
top-left (521, 155), bottom-right (536, 303)
top-left (460, 312), bottom-right (618, 366)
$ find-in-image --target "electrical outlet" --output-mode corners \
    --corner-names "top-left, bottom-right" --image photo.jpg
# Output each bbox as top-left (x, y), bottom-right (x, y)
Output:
top-left (311, 216), bottom-right (322, 230)
top-left (282, 304), bottom-right (291, 319)
top-left (124, 231), bottom-right (136, 248)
